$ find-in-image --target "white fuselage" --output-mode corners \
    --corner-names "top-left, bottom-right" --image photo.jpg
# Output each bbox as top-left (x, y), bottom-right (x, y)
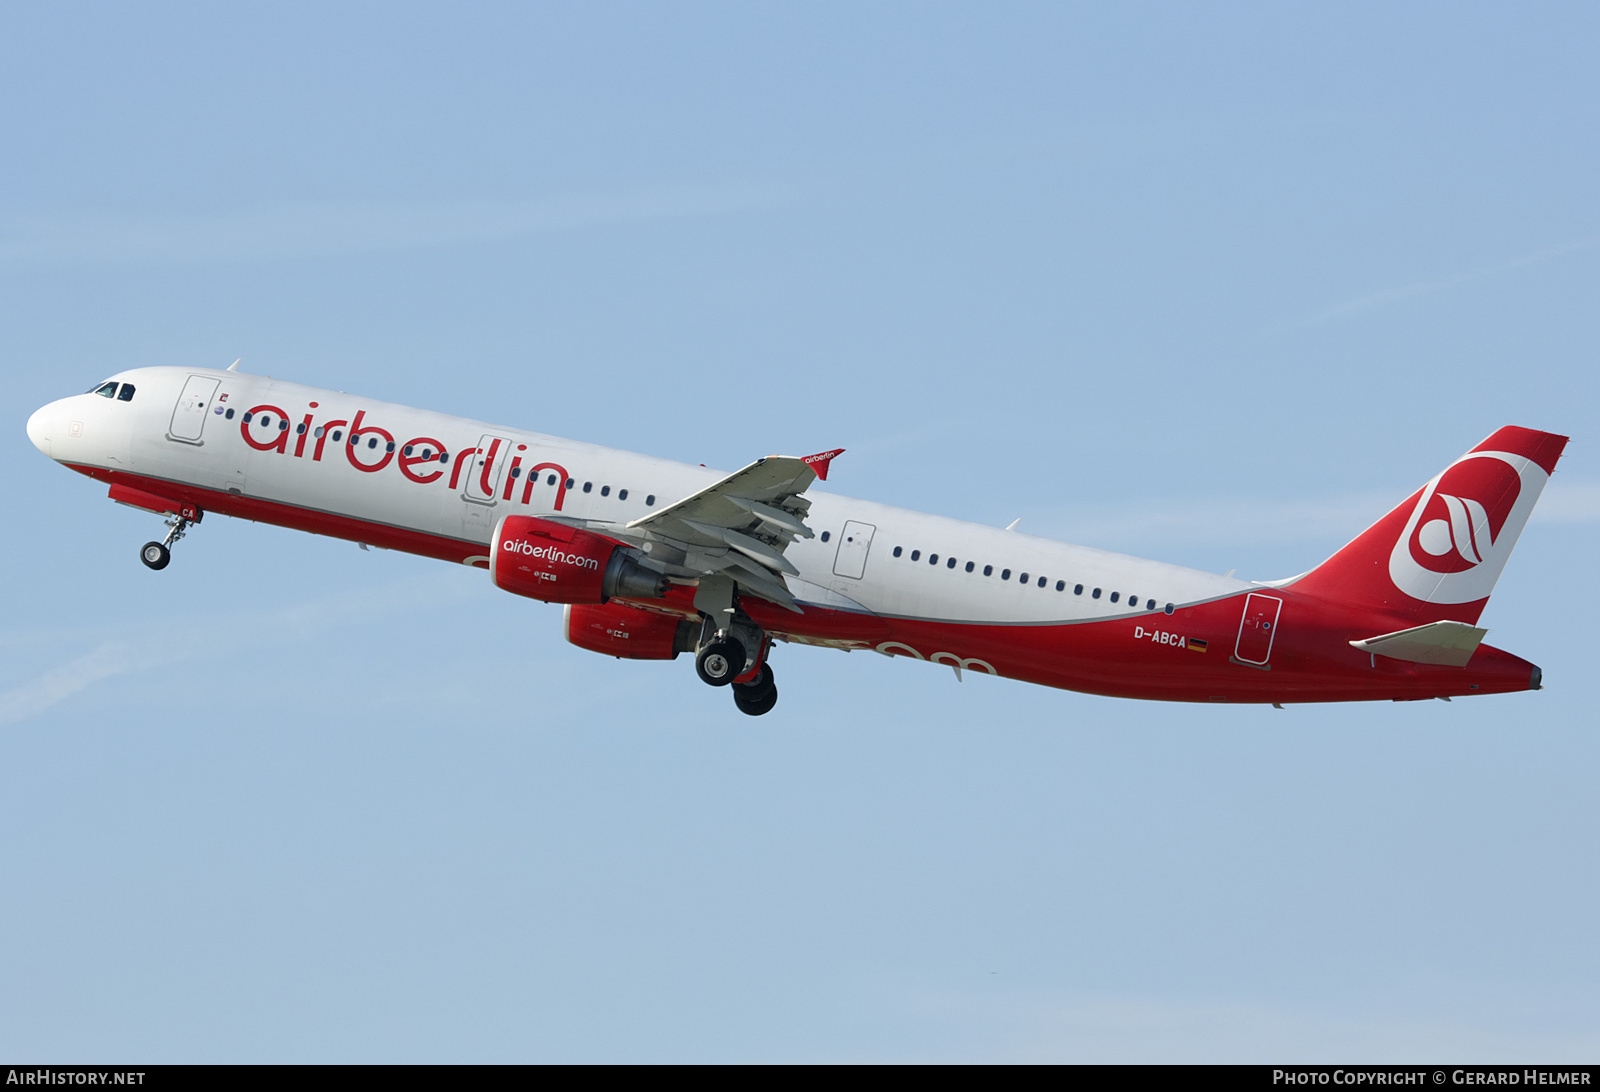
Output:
top-left (29, 366), bottom-right (1250, 628)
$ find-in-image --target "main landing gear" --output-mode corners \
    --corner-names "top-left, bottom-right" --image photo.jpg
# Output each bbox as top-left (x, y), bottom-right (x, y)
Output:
top-left (692, 611), bottom-right (779, 716)
top-left (695, 636), bottom-right (747, 686)
top-left (139, 513), bottom-right (194, 571)
top-left (732, 662), bottom-right (778, 717)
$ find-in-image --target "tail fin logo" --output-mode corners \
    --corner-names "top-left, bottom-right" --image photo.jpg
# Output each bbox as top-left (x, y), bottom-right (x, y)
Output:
top-left (1409, 460), bottom-right (1520, 574)
top-left (1389, 451), bottom-right (1547, 604)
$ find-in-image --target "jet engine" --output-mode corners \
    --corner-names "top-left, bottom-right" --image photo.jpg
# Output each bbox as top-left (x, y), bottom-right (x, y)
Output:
top-left (564, 602), bottom-right (698, 660)
top-left (491, 515), bottom-right (666, 604)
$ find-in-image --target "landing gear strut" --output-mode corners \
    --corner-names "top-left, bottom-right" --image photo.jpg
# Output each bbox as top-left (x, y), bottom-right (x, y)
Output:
top-left (139, 513), bottom-right (193, 571)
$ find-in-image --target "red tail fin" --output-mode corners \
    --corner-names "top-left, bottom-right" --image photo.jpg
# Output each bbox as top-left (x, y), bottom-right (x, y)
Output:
top-left (1290, 426), bottom-right (1568, 625)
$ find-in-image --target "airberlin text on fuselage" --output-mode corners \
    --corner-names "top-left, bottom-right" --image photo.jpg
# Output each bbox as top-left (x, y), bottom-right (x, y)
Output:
top-left (235, 403), bottom-right (570, 509)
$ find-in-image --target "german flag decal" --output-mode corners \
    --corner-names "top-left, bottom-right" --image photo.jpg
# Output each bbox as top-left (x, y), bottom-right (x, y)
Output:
top-left (1187, 638), bottom-right (1208, 652)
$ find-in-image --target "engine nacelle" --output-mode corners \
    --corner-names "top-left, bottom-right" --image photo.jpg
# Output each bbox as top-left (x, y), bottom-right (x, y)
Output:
top-left (564, 602), bottom-right (698, 660)
top-left (491, 514), bottom-right (666, 604)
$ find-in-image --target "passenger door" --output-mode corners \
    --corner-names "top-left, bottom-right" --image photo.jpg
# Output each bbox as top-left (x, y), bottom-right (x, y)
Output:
top-left (1233, 593), bottom-right (1283, 665)
top-left (167, 376), bottom-right (221, 444)
top-left (832, 520), bottom-right (877, 580)
top-left (461, 434), bottom-right (516, 504)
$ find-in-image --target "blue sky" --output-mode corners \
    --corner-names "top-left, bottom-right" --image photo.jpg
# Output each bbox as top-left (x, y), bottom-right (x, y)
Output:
top-left (1, 3), bottom-right (1596, 1062)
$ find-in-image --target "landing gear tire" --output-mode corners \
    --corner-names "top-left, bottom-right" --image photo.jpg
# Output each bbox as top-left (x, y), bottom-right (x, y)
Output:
top-left (732, 663), bottom-right (778, 717)
top-left (696, 638), bottom-right (747, 687)
top-left (140, 542), bottom-right (171, 571)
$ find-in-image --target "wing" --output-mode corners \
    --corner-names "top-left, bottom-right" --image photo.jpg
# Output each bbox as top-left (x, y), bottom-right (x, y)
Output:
top-left (592, 449), bottom-right (842, 613)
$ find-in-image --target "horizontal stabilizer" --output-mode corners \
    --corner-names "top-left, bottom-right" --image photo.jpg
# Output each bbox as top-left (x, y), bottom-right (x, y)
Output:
top-left (1349, 620), bottom-right (1488, 667)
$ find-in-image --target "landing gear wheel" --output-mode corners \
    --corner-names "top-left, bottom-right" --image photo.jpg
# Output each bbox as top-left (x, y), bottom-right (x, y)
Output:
top-left (140, 541), bottom-right (171, 570)
top-left (695, 638), bottom-right (747, 687)
top-left (733, 663), bottom-right (778, 717)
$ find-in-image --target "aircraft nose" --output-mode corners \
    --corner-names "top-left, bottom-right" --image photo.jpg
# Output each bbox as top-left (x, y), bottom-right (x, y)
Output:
top-left (27, 402), bottom-right (58, 458)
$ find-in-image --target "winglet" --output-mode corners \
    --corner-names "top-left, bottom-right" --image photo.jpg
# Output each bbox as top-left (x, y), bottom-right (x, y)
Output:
top-left (802, 448), bottom-right (845, 481)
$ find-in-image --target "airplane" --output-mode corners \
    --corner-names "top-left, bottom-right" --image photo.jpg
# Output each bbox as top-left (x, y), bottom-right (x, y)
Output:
top-left (26, 364), bottom-right (1566, 715)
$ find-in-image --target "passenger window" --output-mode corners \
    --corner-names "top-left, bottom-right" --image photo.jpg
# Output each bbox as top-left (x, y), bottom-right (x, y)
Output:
top-left (646, 494), bottom-right (655, 506)
top-left (1019, 572), bottom-right (1028, 583)
top-left (117, 384), bottom-right (136, 402)
top-left (1075, 584), bottom-right (1083, 595)
top-left (225, 408), bottom-right (235, 420)
top-left (893, 546), bottom-right (903, 557)
top-left (1055, 580), bottom-right (1065, 591)
top-left (438, 451), bottom-right (447, 463)
top-left (296, 423), bottom-right (306, 434)
top-left (929, 554), bottom-right (939, 565)
top-left (93, 382), bottom-right (117, 398)
top-left (1092, 588), bottom-right (1101, 599)
top-left (1001, 569), bottom-right (1011, 580)
top-left (1146, 599), bottom-right (1156, 611)
top-left (566, 478), bottom-right (576, 489)
top-left (1110, 592), bottom-right (1120, 603)
top-left (822, 531), bottom-right (831, 543)
top-left (910, 549), bottom-right (919, 560)
top-left (317, 427), bottom-right (327, 439)
top-left (601, 485), bottom-right (610, 497)
top-left (259, 415), bottom-right (271, 426)
top-left (619, 489), bottom-right (628, 500)
top-left (983, 565), bottom-right (993, 576)
top-left (403, 444), bottom-right (412, 455)
top-left (510, 467), bottom-right (521, 478)
top-left (549, 475), bottom-right (558, 485)
top-left (367, 436), bottom-right (377, 448)
top-left (280, 420), bottom-right (290, 432)
top-left (1164, 603), bottom-right (1175, 615)
top-left (331, 430), bottom-right (342, 442)
top-left (243, 412), bottom-right (253, 423)
top-left (1037, 576), bottom-right (1046, 587)
top-left (582, 482), bottom-right (592, 493)
top-left (947, 557), bottom-right (957, 569)
top-left (965, 561), bottom-right (975, 573)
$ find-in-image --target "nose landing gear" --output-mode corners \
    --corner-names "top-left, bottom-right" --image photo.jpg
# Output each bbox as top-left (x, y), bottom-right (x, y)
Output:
top-left (139, 513), bottom-right (194, 571)
top-left (139, 541), bottom-right (170, 570)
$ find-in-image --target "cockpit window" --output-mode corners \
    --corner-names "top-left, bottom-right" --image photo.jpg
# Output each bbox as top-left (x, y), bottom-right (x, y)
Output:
top-left (117, 384), bottom-right (136, 402)
top-left (91, 381), bottom-right (118, 398)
